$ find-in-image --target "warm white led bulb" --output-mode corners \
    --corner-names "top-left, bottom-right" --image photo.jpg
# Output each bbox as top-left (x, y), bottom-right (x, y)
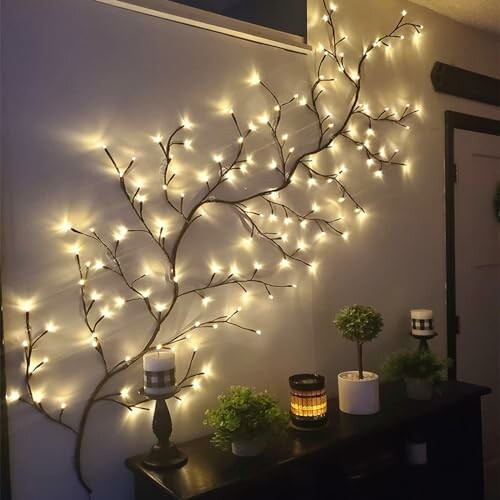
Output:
top-left (69, 243), bottom-right (81, 255)
top-left (45, 322), bottom-right (56, 333)
top-left (101, 307), bottom-right (112, 318)
top-left (58, 220), bottom-right (72, 233)
top-left (7, 391), bottom-right (20, 403)
top-left (280, 258), bottom-right (290, 269)
top-left (181, 117), bottom-right (193, 130)
top-left (248, 72), bottom-right (261, 86)
top-left (258, 113), bottom-right (270, 124)
top-left (114, 225), bottom-right (128, 241)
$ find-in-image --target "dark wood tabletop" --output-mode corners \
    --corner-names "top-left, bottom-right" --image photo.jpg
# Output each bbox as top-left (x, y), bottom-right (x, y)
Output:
top-left (126, 381), bottom-right (491, 500)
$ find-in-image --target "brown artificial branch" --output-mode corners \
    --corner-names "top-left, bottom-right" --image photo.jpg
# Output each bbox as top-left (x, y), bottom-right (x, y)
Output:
top-left (15, 4), bottom-right (424, 497)
top-left (19, 312), bottom-right (77, 436)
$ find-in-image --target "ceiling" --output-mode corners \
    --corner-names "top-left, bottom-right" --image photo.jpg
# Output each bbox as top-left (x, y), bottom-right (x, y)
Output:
top-left (411, 0), bottom-right (500, 35)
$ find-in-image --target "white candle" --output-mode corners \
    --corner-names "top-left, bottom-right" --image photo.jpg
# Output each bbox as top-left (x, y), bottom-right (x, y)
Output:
top-left (143, 350), bottom-right (176, 397)
top-left (411, 309), bottom-right (434, 337)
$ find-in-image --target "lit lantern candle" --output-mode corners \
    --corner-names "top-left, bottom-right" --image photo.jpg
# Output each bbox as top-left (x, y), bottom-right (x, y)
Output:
top-left (289, 373), bottom-right (328, 430)
top-left (143, 350), bottom-right (176, 398)
top-left (411, 309), bottom-right (434, 337)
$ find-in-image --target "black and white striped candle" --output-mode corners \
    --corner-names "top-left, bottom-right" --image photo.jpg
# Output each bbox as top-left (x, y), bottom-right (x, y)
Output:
top-left (410, 309), bottom-right (434, 337)
top-left (143, 350), bottom-right (176, 397)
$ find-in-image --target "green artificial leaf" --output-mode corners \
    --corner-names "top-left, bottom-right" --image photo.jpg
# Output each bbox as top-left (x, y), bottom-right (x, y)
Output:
top-left (204, 386), bottom-right (288, 451)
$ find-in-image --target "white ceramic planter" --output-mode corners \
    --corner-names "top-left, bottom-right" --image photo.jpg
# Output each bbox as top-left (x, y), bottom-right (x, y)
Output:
top-left (338, 371), bottom-right (380, 415)
top-left (405, 378), bottom-right (433, 400)
top-left (231, 437), bottom-right (266, 457)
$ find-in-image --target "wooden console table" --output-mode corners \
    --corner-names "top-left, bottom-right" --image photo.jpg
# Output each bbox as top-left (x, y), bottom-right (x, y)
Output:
top-left (127, 381), bottom-right (490, 500)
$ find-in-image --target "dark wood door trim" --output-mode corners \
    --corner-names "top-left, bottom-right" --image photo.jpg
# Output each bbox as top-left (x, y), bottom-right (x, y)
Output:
top-left (445, 111), bottom-right (500, 379)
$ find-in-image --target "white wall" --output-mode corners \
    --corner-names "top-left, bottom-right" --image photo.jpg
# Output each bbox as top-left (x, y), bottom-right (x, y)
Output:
top-left (1, 0), bottom-right (499, 499)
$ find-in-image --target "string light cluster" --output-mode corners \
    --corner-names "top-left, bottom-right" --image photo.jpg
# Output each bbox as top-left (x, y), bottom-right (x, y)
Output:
top-left (8, 1), bottom-right (422, 494)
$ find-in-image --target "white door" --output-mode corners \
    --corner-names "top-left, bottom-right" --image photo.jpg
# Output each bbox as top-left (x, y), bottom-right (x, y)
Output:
top-left (455, 128), bottom-right (500, 500)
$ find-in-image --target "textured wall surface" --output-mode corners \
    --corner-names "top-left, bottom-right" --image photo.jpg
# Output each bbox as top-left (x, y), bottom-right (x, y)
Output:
top-left (1, 0), bottom-right (499, 499)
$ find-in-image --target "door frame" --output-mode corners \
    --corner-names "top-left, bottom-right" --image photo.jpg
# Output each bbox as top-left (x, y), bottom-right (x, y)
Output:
top-left (445, 111), bottom-right (500, 379)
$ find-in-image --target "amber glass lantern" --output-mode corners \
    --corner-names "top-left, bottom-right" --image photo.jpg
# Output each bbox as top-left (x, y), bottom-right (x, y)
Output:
top-left (289, 373), bottom-right (327, 429)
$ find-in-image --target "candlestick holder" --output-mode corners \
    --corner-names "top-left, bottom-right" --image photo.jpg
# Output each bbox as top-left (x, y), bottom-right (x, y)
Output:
top-left (142, 393), bottom-right (187, 470)
top-left (409, 331), bottom-right (438, 352)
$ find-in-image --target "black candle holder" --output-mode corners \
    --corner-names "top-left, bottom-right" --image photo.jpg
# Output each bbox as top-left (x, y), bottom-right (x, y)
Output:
top-left (142, 394), bottom-right (187, 470)
top-left (409, 331), bottom-right (438, 352)
top-left (289, 374), bottom-right (328, 430)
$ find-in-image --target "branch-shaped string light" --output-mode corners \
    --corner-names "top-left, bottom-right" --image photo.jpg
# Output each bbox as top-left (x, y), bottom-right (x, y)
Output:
top-left (8, 3), bottom-right (422, 495)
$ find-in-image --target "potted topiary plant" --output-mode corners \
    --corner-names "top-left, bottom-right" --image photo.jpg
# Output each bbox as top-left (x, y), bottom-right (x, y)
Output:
top-left (382, 349), bottom-right (448, 400)
top-left (204, 386), bottom-right (288, 457)
top-left (334, 305), bottom-right (383, 415)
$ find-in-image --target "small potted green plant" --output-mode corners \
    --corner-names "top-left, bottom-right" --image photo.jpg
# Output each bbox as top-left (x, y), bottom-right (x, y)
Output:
top-left (334, 305), bottom-right (383, 415)
top-left (204, 386), bottom-right (288, 457)
top-left (382, 349), bottom-right (448, 400)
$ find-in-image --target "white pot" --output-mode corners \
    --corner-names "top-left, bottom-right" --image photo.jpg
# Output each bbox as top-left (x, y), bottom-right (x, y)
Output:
top-left (338, 371), bottom-right (380, 415)
top-left (231, 437), bottom-right (266, 457)
top-left (405, 378), bottom-right (433, 400)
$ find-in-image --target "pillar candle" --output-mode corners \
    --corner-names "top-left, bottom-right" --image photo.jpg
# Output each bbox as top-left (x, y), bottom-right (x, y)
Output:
top-left (143, 350), bottom-right (176, 397)
top-left (411, 309), bottom-right (434, 337)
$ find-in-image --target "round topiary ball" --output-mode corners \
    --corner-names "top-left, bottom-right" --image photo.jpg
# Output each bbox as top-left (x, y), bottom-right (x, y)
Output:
top-left (334, 304), bottom-right (383, 344)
